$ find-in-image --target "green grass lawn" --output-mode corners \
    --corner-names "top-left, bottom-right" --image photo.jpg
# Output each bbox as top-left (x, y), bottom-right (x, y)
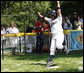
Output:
top-left (1, 50), bottom-right (83, 72)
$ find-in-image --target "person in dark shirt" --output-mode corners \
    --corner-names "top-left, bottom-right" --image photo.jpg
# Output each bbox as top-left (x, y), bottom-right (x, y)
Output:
top-left (26, 25), bottom-right (33, 33)
top-left (71, 12), bottom-right (78, 29)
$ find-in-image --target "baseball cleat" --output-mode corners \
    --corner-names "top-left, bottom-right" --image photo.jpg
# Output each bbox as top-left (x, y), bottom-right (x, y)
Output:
top-left (46, 60), bottom-right (54, 67)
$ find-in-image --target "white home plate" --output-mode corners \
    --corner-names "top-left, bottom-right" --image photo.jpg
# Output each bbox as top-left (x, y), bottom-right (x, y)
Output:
top-left (47, 66), bottom-right (60, 69)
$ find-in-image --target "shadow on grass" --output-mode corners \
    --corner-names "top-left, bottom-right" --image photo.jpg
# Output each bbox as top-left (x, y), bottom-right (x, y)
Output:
top-left (29, 62), bottom-right (57, 66)
top-left (2, 50), bottom-right (83, 61)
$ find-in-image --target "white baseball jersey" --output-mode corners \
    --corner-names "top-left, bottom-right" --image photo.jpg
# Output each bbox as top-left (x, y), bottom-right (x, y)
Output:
top-left (45, 16), bottom-right (64, 55)
top-left (45, 16), bottom-right (63, 34)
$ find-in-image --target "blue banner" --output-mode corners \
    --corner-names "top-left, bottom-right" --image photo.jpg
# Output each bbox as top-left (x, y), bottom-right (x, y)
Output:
top-left (70, 31), bottom-right (83, 50)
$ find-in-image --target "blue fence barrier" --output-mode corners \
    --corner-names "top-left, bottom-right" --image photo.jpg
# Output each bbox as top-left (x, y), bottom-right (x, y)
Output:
top-left (69, 30), bottom-right (83, 51)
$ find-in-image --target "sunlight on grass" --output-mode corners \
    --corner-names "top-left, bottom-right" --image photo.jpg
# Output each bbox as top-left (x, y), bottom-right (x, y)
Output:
top-left (1, 50), bottom-right (83, 72)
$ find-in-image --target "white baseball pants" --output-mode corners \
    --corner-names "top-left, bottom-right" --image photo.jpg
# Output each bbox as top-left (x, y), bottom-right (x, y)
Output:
top-left (50, 32), bottom-right (64, 55)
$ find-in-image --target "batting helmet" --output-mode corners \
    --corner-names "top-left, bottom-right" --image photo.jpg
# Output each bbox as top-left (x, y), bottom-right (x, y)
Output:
top-left (49, 10), bottom-right (57, 18)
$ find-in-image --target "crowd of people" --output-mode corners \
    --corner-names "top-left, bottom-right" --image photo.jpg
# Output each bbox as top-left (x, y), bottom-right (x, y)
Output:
top-left (1, 12), bottom-right (83, 35)
top-left (1, 21), bottom-right (19, 55)
top-left (25, 12), bottom-right (83, 32)
top-left (1, 12), bottom-right (83, 54)
top-left (62, 12), bottom-right (83, 30)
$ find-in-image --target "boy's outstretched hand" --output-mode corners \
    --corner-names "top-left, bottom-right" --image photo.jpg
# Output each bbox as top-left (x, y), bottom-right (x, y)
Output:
top-left (37, 12), bottom-right (41, 15)
top-left (37, 12), bottom-right (43, 18)
top-left (57, 1), bottom-right (59, 3)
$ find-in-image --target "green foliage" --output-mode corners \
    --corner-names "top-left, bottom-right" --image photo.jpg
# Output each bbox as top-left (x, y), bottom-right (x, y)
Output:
top-left (1, 1), bottom-right (83, 32)
top-left (1, 1), bottom-right (51, 32)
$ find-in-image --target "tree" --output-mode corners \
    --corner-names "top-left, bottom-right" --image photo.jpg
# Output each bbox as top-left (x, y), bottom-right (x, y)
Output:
top-left (1, 1), bottom-right (51, 32)
top-left (1, 1), bottom-right (83, 32)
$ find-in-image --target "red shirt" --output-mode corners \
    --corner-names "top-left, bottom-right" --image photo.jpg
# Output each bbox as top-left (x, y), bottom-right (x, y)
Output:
top-left (44, 24), bottom-right (50, 31)
top-left (35, 21), bottom-right (44, 33)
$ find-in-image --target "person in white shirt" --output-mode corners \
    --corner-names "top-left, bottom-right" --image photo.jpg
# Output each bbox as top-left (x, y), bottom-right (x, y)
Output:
top-left (8, 21), bottom-right (19, 55)
top-left (1, 25), bottom-right (6, 37)
top-left (80, 15), bottom-right (83, 29)
top-left (80, 15), bottom-right (83, 23)
top-left (63, 16), bottom-right (73, 30)
top-left (74, 16), bottom-right (83, 30)
top-left (1, 25), bottom-right (7, 49)
top-left (37, 1), bottom-right (66, 67)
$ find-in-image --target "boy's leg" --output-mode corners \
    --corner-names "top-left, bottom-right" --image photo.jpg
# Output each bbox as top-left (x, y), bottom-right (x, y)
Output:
top-left (50, 39), bottom-right (56, 56)
top-left (56, 33), bottom-right (68, 53)
top-left (46, 38), bottom-right (56, 67)
top-left (56, 33), bottom-right (64, 50)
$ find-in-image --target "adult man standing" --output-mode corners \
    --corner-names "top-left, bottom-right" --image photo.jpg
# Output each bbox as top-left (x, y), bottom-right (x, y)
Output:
top-left (34, 19), bottom-right (44, 54)
top-left (8, 21), bottom-right (19, 55)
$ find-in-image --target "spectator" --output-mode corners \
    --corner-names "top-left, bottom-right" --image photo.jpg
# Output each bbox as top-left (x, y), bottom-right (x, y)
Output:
top-left (42, 21), bottom-right (50, 52)
top-left (71, 12), bottom-right (78, 29)
top-left (8, 21), bottom-right (19, 34)
top-left (74, 16), bottom-right (83, 30)
top-left (7, 21), bottom-right (19, 55)
top-left (80, 15), bottom-right (83, 29)
top-left (34, 18), bottom-right (44, 54)
top-left (25, 25), bottom-right (35, 53)
top-left (68, 14), bottom-right (72, 23)
top-left (1, 25), bottom-right (7, 50)
top-left (42, 21), bottom-right (50, 32)
top-left (5, 25), bottom-right (9, 33)
top-left (1, 24), bottom-right (7, 40)
top-left (80, 14), bottom-right (83, 23)
top-left (1, 25), bottom-right (6, 36)
top-left (26, 25), bottom-right (33, 33)
top-left (63, 16), bottom-right (73, 30)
